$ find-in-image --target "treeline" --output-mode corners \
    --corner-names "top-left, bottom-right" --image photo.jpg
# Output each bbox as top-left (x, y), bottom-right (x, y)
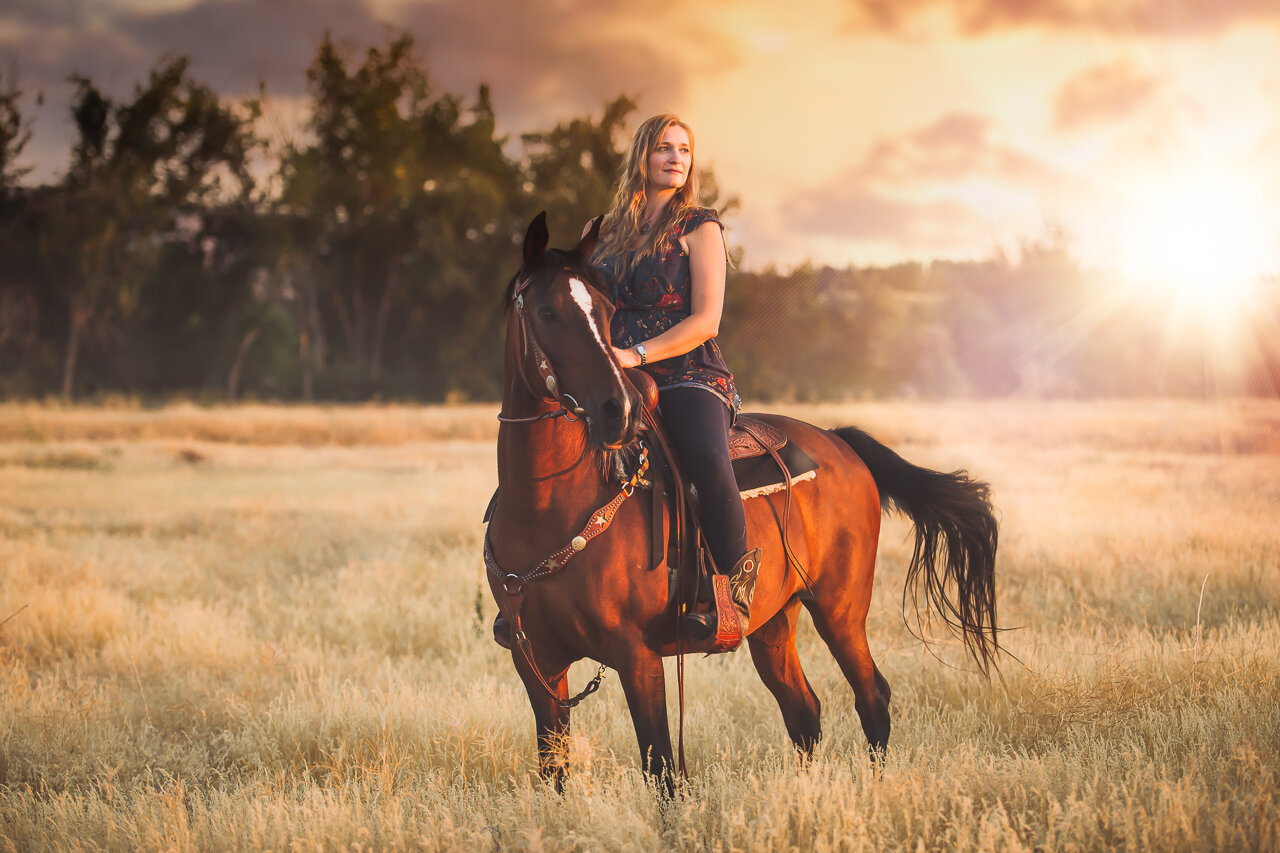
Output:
top-left (0, 35), bottom-right (649, 401)
top-left (725, 244), bottom-right (1280, 401)
top-left (1, 35), bottom-right (1277, 402)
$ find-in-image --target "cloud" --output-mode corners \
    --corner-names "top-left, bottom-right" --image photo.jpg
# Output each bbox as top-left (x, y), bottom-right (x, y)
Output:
top-left (782, 111), bottom-right (1105, 257)
top-left (843, 0), bottom-right (1280, 35)
top-left (1, 0), bottom-right (743, 181)
top-left (851, 112), bottom-right (1086, 194)
top-left (787, 184), bottom-right (977, 245)
top-left (1053, 60), bottom-right (1161, 130)
top-left (118, 0), bottom-right (387, 97)
top-left (1, 0), bottom-right (85, 28)
top-left (2, 0), bottom-right (741, 180)
top-left (1, 0), bottom-right (386, 99)
top-left (855, 114), bottom-right (1001, 184)
top-left (1246, 124), bottom-right (1280, 201)
top-left (1, 0), bottom-right (391, 179)
top-left (397, 0), bottom-right (739, 129)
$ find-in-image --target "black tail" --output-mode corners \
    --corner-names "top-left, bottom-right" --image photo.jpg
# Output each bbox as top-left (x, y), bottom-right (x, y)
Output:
top-left (834, 427), bottom-right (1000, 674)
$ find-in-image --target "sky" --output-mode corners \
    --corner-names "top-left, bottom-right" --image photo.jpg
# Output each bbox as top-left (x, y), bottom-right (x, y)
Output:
top-left (4, 0), bottom-right (1280, 275)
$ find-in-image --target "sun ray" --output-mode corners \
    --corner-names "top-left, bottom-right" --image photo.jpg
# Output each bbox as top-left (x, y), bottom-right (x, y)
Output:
top-left (1116, 171), bottom-right (1274, 311)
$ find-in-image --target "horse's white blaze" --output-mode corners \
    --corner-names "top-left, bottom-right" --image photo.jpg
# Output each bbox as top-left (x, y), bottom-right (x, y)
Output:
top-left (568, 276), bottom-right (628, 396)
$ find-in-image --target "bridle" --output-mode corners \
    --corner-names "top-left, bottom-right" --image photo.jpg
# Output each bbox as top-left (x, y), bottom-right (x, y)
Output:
top-left (496, 271), bottom-right (588, 424)
top-left (488, 264), bottom-right (692, 776)
top-left (488, 267), bottom-right (644, 708)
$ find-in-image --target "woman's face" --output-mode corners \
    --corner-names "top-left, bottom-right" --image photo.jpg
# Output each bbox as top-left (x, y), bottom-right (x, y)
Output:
top-left (646, 124), bottom-right (692, 193)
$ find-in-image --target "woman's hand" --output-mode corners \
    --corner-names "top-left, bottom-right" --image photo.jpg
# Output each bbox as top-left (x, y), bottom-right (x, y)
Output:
top-left (613, 346), bottom-right (641, 369)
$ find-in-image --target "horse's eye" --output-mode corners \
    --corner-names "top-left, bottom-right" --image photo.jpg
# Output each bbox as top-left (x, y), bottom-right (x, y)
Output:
top-left (536, 306), bottom-right (556, 321)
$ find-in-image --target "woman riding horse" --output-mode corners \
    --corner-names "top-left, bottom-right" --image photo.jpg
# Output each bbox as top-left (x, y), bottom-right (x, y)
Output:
top-left (592, 113), bottom-right (756, 641)
top-left (486, 116), bottom-right (999, 792)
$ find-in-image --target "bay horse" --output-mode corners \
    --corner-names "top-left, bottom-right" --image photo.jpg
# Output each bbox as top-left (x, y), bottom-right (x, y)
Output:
top-left (485, 213), bottom-right (998, 791)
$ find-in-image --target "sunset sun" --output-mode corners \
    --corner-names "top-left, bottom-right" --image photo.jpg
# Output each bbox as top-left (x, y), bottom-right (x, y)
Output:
top-left (1116, 173), bottom-right (1274, 317)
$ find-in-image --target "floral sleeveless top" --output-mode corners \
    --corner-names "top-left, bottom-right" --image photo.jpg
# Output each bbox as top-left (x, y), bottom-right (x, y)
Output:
top-left (600, 207), bottom-right (739, 413)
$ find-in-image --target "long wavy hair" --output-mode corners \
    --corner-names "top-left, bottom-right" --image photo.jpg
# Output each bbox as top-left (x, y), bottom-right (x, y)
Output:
top-left (595, 114), bottom-right (703, 278)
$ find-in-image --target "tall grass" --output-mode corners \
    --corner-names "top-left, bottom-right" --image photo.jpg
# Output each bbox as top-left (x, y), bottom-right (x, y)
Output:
top-left (1, 400), bottom-right (1277, 851)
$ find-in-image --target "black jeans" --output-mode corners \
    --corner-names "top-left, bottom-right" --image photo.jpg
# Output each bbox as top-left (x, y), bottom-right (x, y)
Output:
top-left (658, 386), bottom-right (749, 574)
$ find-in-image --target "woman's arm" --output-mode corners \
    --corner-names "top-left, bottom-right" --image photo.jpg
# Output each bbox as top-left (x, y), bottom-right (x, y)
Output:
top-left (613, 220), bottom-right (727, 368)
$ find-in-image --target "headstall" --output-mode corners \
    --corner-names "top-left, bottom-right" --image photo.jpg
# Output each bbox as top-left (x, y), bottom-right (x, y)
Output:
top-left (490, 271), bottom-right (647, 707)
top-left (497, 273), bottom-right (587, 424)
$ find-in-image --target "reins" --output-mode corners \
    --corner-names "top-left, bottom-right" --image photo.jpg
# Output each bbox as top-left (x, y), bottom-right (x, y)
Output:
top-left (490, 267), bottom-right (691, 780)
top-left (483, 445), bottom-right (649, 707)
top-left (489, 274), bottom-right (646, 709)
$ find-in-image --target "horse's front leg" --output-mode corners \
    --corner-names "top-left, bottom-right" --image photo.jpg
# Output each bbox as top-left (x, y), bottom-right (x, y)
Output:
top-left (513, 651), bottom-right (571, 790)
top-left (616, 646), bottom-right (676, 796)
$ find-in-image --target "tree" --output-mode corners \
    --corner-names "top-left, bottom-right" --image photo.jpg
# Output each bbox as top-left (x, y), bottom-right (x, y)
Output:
top-left (0, 74), bottom-right (42, 391)
top-left (0, 71), bottom-right (35, 201)
top-left (32, 59), bottom-right (260, 399)
top-left (520, 96), bottom-right (635, 242)
top-left (280, 33), bottom-right (523, 398)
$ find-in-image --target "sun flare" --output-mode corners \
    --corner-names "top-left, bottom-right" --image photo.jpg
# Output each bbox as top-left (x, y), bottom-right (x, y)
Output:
top-left (1116, 173), bottom-right (1274, 315)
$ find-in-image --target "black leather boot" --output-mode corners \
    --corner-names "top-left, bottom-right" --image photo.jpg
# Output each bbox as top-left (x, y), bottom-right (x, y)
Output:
top-left (683, 606), bottom-right (716, 640)
top-left (728, 547), bottom-right (760, 627)
top-left (681, 548), bottom-right (761, 641)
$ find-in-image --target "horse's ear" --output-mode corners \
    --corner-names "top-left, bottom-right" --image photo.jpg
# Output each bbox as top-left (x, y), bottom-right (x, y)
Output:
top-left (573, 215), bottom-right (603, 260)
top-left (523, 211), bottom-right (549, 270)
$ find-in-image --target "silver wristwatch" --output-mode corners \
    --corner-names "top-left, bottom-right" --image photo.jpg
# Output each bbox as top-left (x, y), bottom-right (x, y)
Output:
top-left (635, 343), bottom-right (647, 365)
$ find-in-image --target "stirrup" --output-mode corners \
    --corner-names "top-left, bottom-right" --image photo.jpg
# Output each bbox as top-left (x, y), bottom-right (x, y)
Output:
top-left (681, 548), bottom-right (761, 647)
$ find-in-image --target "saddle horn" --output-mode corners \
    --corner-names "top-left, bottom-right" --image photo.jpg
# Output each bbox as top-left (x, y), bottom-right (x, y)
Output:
top-left (624, 368), bottom-right (659, 414)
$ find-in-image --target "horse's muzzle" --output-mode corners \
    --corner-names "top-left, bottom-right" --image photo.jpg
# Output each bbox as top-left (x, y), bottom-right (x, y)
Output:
top-left (592, 392), bottom-right (638, 450)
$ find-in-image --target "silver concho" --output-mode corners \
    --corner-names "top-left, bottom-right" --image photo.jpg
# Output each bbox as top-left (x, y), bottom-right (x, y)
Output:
top-left (545, 375), bottom-right (556, 391)
top-left (571, 536), bottom-right (587, 551)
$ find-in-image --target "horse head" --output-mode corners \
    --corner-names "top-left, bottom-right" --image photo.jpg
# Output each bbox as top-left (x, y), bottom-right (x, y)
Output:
top-left (505, 212), bottom-right (643, 450)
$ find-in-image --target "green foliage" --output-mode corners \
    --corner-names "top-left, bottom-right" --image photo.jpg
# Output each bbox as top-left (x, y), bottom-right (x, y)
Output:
top-left (521, 95), bottom-right (635, 241)
top-left (0, 58), bottom-right (262, 400)
top-left (0, 72), bottom-right (34, 200)
top-left (0, 36), bottom-right (1277, 401)
top-left (278, 34), bottom-right (525, 399)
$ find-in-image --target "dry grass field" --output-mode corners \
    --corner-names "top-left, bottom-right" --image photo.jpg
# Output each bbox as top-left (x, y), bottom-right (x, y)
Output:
top-left (1, 400), bottom-right (1277, 851)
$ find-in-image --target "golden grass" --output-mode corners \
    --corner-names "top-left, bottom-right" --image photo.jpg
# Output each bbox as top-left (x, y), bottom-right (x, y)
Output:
top-left (1, 400), bottom-right (1277, 851)
top-left (0, 401), bottom-right (502, 446)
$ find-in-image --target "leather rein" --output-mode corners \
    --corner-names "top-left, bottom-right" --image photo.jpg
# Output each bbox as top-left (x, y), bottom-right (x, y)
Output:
top-left (488, 274), bottom-right (649, 708)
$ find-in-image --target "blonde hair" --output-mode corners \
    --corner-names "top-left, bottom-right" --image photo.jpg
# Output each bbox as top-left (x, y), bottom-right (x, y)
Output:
top-left (596, 114), bottom-right (703, 277)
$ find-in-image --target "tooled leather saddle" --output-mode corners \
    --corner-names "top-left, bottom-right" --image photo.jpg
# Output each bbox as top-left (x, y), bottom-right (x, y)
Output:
top-left (726, 416), bottom-right (818, 498)
top-left (483, 381), bottom-right (819, 655)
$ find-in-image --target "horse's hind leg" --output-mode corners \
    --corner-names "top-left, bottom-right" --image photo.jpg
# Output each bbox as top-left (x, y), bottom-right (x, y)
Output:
top-left (747, 598), bottom-right (821, 757)
top-left (806, 602), bottom-right (892, 759)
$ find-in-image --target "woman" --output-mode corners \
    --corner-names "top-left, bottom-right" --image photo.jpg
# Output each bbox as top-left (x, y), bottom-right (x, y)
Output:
top-left (592, 113), bottom-right (758, 641)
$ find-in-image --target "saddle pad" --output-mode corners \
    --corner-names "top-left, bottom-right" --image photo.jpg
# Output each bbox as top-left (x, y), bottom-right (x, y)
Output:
top-left (730, 418), bottom-right (819, 499)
